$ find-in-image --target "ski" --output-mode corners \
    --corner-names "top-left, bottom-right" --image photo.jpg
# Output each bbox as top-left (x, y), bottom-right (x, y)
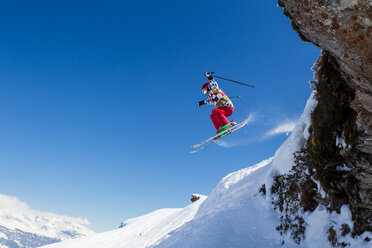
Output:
top-left (189, 138), bottom-right (219, 154)
top-left (189, 122), bottom-right (247, 153)
top-left (190, 117), bottom-right (250, 153)
top-left (191, 116), bottom-right (251, 149)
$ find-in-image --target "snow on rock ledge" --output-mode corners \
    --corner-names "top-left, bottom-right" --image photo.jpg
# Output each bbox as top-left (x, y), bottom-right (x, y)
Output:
top-left (266, 91), bottom-right (317, 183)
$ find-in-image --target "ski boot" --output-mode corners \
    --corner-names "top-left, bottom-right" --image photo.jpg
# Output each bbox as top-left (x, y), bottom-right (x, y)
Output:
top-left (215, 123), bottom-right (232, 140)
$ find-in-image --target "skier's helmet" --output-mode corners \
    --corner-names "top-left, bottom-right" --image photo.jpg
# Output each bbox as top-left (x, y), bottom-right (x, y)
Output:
top-left (202, 82), bottom-right (210, 95)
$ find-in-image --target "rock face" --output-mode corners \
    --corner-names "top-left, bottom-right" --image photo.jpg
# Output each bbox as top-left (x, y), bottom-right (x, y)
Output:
top-left (278, 0), bottom-right (372, 84)
top-left (277, 0), bottom-right (372, 242)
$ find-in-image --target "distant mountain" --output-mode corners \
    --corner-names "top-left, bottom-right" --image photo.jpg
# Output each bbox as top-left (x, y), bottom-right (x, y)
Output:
top-left (0, 194), bottom-right (94, 248)
top-left (0, 225), bottom-right (59, 248)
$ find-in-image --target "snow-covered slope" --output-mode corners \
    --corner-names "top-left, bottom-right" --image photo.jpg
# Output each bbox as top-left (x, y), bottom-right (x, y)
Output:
top-left (0, 194), bottom-right (94, 248)
top-left (40, 93), bottom-right (371, 248)
top-left (41, 195), bottom-right (206, 248)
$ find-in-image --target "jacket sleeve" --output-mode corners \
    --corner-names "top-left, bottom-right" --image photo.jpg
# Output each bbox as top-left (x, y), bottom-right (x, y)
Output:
top-left (206, 79), bottom-right (222, 105)
top-left (208, 79), bottom-right (220, 94)
top-left (205, 99), bottom-right (214, 105)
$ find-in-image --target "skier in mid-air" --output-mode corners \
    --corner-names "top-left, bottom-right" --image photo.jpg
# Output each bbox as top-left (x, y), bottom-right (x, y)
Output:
top-left (191, 72), bottom-right (254, 153)
top-left (198, 72), bottom-right (236, 135)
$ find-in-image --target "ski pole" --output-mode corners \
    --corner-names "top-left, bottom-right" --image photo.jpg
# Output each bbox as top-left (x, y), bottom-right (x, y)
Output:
top-left (209, 72), bottom-right (255, 88)
top-left (229, 96), bottom-right (242, 99)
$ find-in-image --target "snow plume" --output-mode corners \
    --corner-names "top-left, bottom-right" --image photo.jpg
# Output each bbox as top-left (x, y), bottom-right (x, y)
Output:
top-left (216, 113), bottom-right (256, 148)
top-left (265, 120), bottom-right (296, 137)
top-left (216, 134), bottom-right (260, 148)
top-left (0, 194), bottom-right (93, 241)
top-left (217, 113), bottom-right (297, 148)
top-left (240, 112), bottom-right (255, 125)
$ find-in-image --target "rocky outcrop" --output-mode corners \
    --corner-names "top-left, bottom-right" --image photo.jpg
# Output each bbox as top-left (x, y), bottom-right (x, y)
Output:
top-left (276, 0), bottom-right (372, 243)
top-left (191, 194), bottom-right (201, 203)
top-left (308, 51), bottom-right (371, 236)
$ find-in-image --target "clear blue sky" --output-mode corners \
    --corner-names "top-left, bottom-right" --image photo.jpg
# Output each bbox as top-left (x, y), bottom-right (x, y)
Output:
top-left (0, 0), bottom-right (319, 232)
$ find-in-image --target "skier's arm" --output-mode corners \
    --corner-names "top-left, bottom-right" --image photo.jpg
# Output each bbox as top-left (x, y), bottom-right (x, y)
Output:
top-left (197, 99), bottom-right (214, 107)
top-left (208, 79), bottom-right (219, 93)
top-left (198, 74), bottom-right (219, 107)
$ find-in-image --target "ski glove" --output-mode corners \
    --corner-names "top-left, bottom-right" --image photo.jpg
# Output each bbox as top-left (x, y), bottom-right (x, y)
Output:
top-left (204, 72), bottom-right (214, 80)
top-left (198, 100), bottom-right (207, 107)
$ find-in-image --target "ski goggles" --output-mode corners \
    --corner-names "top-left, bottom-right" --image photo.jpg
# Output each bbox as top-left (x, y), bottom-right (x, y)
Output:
top-left (202, 89), bottom-right (208, 95)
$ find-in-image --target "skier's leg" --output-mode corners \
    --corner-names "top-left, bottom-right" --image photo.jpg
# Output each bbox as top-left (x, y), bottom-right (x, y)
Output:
top-left (210, 110), bottom-right (221, 130)
top-left (215, 107), bottom-right (234, 129)
top-left (222, 106), bottom-right (234, 118)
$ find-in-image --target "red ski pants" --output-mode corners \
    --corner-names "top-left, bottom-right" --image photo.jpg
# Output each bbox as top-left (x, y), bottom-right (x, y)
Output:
top-left (210, 107), bottom-right (234, 131)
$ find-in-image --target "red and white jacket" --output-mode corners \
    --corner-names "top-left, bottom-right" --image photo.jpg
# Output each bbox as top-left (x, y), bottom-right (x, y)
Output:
top-left (205, 79), bottom-right (233, 108)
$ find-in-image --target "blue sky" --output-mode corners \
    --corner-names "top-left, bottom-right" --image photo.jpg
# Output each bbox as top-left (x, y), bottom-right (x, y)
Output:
top-left (0, 1), bottom-right (319, 232)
